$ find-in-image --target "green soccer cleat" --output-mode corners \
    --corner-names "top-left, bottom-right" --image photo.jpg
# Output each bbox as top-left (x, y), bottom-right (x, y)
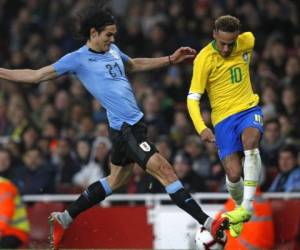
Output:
top-left (221, 206), bottom-right (252, 224)
top-left (229, 222), bottom-right (243, 238)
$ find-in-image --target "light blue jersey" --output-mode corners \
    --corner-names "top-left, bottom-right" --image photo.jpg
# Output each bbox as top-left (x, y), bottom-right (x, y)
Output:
top-left (53, 44), bottom-right (143, 130)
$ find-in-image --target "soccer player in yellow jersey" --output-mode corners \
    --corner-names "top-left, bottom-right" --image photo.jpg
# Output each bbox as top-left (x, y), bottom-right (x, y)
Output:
top-left (187, 15), bottom-right (263, 237)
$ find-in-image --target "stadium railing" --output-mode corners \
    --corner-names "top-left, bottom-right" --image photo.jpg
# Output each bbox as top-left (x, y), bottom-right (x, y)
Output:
top-left (22, 192), bottom-right (300, 205)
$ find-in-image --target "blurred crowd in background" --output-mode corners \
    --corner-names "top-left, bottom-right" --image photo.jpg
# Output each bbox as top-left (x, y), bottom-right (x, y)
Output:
top-left (0, 0), bottom-right (300, 196)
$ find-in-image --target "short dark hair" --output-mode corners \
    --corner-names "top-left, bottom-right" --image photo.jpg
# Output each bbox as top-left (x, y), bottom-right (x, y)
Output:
top-left (280, 144), bottom-right (299, 158)
top-left (214, 15), bottom-right (241, 32)
top-left (0, 147), bottom-right (11, 157)
top-left (77, 0), bottom-right (116, 40)
top-left (265, 118), bottom-right (280, 128)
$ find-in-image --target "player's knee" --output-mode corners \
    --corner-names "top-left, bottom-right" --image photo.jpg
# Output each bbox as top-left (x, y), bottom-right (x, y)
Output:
top-left (146, 160), bottom-right (178, 186)
top-left (242, 135), bottom-right (260, 149)
top-left (242, 133), bottom-right (260, 150)
top-left (107, 174), bottom-right (127, 191)
top-left (146, 154), bottom-right (177, 185)
top-left (158, 162), bottom-right (177, 184)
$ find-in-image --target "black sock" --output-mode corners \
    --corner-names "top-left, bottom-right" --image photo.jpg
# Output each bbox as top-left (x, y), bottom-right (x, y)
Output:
top-left (67, 181), bottom-right (107, 218)
top-left (169, 188), bottom-right (209, 225)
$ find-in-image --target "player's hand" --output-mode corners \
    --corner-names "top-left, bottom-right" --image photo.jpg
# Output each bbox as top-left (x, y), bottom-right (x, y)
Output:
top-left (169, 47), bottom-right (196, 64)
top-left (200, 128), bottom-right (216, 143)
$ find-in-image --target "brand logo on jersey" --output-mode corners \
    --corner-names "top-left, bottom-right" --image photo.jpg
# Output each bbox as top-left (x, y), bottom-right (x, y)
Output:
top-left (88, 58), bottom-right (98, 62)
top-left (254, 114), bottom-right (263, 126)
top-left (242, 52), bottom-right (249, 62)
top-left (109, 49), bottom-right (120, 59)
top-left (139, 142), bottom-right (151, 152)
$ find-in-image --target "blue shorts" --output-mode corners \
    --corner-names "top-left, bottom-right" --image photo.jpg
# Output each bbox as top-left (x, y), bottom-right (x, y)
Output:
top-left (215, 106), bottom-right (264, 160)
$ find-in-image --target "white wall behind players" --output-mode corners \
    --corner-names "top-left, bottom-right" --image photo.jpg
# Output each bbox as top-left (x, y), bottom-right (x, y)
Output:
top-left (148, 204), bottom-right (223, 249)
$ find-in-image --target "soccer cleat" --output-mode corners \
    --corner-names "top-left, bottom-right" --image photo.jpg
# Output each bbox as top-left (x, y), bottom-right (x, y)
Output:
top-left (211, 217), bottom-right (229, 240)
top-left (48, 212), bottom-right (65, 250)
top-left (229, 222), bottom-right (243, 238)
top-left (221, 206), bottom-right (252, 224)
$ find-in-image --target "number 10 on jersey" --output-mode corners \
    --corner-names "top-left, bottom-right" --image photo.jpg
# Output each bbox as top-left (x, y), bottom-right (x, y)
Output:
top-left (230, 67), bottom-right (242, 83)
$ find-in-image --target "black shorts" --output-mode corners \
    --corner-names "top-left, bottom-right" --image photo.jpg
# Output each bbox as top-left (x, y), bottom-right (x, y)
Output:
top-left (109, 119), bottom-right (158, 168)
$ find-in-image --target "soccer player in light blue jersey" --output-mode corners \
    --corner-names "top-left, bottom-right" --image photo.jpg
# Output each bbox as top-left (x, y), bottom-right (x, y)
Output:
top-left (0, 2), bottom-right (229, 249)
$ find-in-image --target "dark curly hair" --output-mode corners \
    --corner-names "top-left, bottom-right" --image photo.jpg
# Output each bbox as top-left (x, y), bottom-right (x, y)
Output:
top-left (77, 0), bottom-right (116, 40)
top-left (214, 15), bottom-right (241, 32)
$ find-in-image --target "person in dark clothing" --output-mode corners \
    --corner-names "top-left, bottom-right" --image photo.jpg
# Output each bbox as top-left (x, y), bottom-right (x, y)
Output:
top-left (0, 148), bottom-right (17, 180)
top-left (13, 147), bottom-right (56, 194)
top-left (173, 152), bottom-right (208, 192)
top-left (268, 144), bottom-right (300, 192)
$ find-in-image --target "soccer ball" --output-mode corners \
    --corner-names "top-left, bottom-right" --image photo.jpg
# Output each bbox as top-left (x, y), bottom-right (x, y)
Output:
top-left (195, 226), bottom-right (226, 250)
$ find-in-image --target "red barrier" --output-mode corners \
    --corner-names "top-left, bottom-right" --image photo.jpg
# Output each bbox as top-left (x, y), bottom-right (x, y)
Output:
top-left (27, 202), bottom-right (66, 248)
top-left (271, 200), bottom-right (300, 250)
top-left (26, 200), bottom-right (300, 249)
top-left (60, 206), bottom-right (153, 249)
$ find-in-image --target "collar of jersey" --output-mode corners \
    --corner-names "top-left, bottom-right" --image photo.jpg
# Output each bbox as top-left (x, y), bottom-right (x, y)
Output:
top-left (88, 47), bottom-right (106, 54)
top-left (211, 40), bottom-right (237, 56)
top-left (211, 40), bottom-right (218, 52)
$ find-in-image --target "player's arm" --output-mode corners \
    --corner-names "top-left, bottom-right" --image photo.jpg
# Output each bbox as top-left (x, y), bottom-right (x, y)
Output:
top-left (187, 53), bottom-right (215, 142)
top-left (0, 51), bottom-right (80, 84)
top-left (187, 93), bottom-right (206, 134)
top-left (187, 92), bottom-right (216, 143)
top-left (126, 47), bottom-right (196, 72)
top-left (187, 53), bottom-right (208, 134)
top-left (0, 65), bottom-right (58, 84)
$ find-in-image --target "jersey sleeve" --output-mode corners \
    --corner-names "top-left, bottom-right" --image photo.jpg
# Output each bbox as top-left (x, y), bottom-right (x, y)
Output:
top-left (187, 52), bottom-right (211, 134)
top-left (119, 50), bottom-right (129, 63)
top-left (189, 52), bottom-right (210, 94)
top-left (112, 44), bottom-right (129, 63)
top-left (237, 32), bottom-right (255, 51)
top-left (52, 51), bottom-right (80, 76)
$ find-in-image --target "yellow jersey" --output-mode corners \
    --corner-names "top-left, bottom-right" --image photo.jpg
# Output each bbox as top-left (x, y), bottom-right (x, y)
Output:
top-left (189, 32), bottom-right (259, 127)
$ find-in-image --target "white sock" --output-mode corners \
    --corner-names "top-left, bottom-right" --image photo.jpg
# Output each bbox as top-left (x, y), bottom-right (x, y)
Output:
top-left (57, 210), bottom-right (73, 229)
top-left (226, 176), bottom-right (244, 206)
top-left (242, 148), bottom-right (261, 211)
top-left (204, 217), bottom-right (213, 232)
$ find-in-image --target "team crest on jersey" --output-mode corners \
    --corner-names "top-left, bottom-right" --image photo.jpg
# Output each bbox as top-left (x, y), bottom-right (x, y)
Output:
top-left (109, 49), bottom-right (120, 59)
top-left (242, 52), bottom-right (249, 62)
top-left (139, 141), bottom-right (151, 152)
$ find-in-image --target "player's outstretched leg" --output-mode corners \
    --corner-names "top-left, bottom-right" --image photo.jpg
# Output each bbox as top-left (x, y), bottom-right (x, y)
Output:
top-left (48, 178), bottom-right (113, 249)
top-left (48, 211), bottom-right (72, 250)
top-left (221, 206), bottom-right (250, 238)
top-left (211, 216), bottom-right (230, 239)
top-left (166, 180), bottom-right (230, 240)
top-left (222, 205), bottom-right (252, 224)
top-left (226, 176), bottom-right (244, 206)
top-left (146, 154), bottom-right (229, 240)
top-left (228, 222), bottom-right (244, 238)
